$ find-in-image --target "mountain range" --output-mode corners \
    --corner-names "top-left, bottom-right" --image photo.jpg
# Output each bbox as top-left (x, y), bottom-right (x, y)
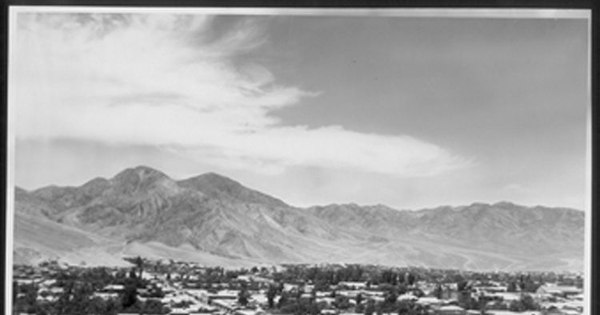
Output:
top-left (12, 166), bottom-right (585, 271)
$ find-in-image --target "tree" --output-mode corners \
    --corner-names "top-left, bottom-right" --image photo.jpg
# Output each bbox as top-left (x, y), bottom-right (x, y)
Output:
top-left (134, 256), bottom-right (144, 279)
top-left (71, 282), bottom-right (95, 314)
top-left (88, 296), bottom-right (119, 315)
top-left (407, 273), bottom-right (416, 286)
top-left (356, 292), bottom-right (364, 306)
top-left (121, 282), bottom-right (138, 309)
top-left (508, 294), bottom-right (538, 312)
top-left (14, 282), bottom-right (38, 314)
top-left (521, 280), bottom-right (541, 293)
top-left (397, 300), bottom-right (411, 315)
top-left (457, 280), bottom-right (469, 292)
top-left (383, 287), bottom-right (399, 312)
top-left (55, 280), bottom-right (75, 315)
top-left (129, 268), bottom-right (137, 280)
top-left (334, 295), bottom-right (352, 310)
top-left (12, 281), bottom-right (17, 303)
top-left (433, 284), bottom-right (443, 299)
top-left (238, 288), bottom-right (250, 307)
top-left (307, 301), bottom-right (321, 315)
top-left (458, 290), bottom-right (473, 309)
top-left (477, 297), bottom-right (488, 315)
top-left (356, 302), bottom-right (366, 313)
top-left (266, 284), bottom-right (278, 308)
top-left (412, 289), bottom-right (424, 298)
top-left (507, 281), bottom-right (518, 292)
top-left (278, 292), bottom-right (289, 308)
top-left (143, 299), bottom-right (169, 314)
top-left (509, 300), bottom-right (523, 312)
top-left (364, 300), bottom-right (376, 315)
top-left (519, 294), bottom-right (539, 311)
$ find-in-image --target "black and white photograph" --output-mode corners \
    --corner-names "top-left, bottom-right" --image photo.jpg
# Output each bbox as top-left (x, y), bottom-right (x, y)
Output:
top-left (6, 7), bottom-right (591, 315)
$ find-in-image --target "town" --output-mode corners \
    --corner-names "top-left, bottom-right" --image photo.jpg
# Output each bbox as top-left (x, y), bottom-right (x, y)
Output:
top-left (12, 258), bottom-right (584, 315)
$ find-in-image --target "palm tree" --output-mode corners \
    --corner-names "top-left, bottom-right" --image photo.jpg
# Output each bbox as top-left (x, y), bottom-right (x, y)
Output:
top-left (134, 256), bottom-right (144, 279)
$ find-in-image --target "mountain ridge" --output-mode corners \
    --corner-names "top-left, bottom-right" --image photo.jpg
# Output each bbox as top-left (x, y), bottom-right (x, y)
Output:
top-left (18, 165), bottom-right (583, 213)
top-left (12, 166), bottom-right (585, 272)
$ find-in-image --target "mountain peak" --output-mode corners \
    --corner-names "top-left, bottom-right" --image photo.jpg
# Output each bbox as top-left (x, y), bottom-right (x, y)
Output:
top-left (132, 165), bottom-right (165, 176)
top-left (178, 172), bottom-right (287, 207)
top-left (199, 172), bottom-right (239, 183)
top-left (113, 165), bottom-right (168, 179)
top-left (110, 165), bottom-right (175, 194)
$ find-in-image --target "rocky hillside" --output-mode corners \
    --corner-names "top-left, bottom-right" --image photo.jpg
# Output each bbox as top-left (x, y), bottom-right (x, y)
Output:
top-left (12, 166), bottom-right (585, 271)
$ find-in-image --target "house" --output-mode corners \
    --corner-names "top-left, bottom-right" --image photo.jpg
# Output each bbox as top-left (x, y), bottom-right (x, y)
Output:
top-left (38, 287), bottom-right (64, 295)
top-left (40, 279), bottom-right (57, 287)
top-left (417, 297), bottom-right (443, 306)
top-left (491, 292), bottom-right (521, 303)
top-left (536, 285), bottom-right (582, 298)
top-left (316, 297), bottom-right (336, 306)
top-left (364, 291), bottom-right (385, 298)
top-left (486, 311), bottom-right (541, 315)
top-left (338, 282), bottom-right (367, 290)
top-left (300, 293), bottom-right (314, 301)
top-left (36, 295), bottom-right (58, 302)
top-left (193, 304), bottom-right (219, 313)
top-left (324, 291), bottom-right (341, 298)
top-left (170, 308), bottom-right (191, 315)
top-left (338, 290), bottom-right (365, 298)
top-left (103, 284), bottom-right (126, 293)
top-left (93, 292), bottom-right (120, 300)
top-left (251, 293), bottom-right (268, 305)
top-left (283, 283), bottom-right (300, 292)
top-left (187, 289), bottom-right (210, 303)
top-left (436, 305), bottom-right (466, 315)
top-left (238, 275), bottom-right (253, 282)
top-left (475, 286), bottom-right (507, 294)
top-left (208, 290), bottom-right (238, 301)
top-left (211, 299), bottom-right (237, 311)
top-left (252, 276), bottom-right (274, 285)
top-left (234, 309), bottom-right (265, 315)
top-left (397, 293), bottom-right (418, 302)
top-left (540, 300), bottom-right (584, 314)
top-left (15, 279), bottom-right (37, 285)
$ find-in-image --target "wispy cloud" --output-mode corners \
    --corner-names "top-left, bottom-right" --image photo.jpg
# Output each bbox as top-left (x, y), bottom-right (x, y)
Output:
top-left (13, 12), bottom-right (470, 177)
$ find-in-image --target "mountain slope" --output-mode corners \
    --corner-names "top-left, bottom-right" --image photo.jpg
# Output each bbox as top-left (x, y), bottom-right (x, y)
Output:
top-left (12, 166), bottom-right (585, 271)
top-left (178, 172), bottom-right (288, 207)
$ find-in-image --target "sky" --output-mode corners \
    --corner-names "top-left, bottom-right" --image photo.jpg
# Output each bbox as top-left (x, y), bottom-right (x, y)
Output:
top-left (9, 9), bottom-right (590, 211)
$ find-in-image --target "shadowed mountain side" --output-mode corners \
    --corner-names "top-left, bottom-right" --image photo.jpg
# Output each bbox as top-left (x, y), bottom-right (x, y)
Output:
top-left (13, 166), bottom-right (585, 271)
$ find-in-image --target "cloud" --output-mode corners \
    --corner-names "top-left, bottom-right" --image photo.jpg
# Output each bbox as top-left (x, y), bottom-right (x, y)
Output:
top-left (503, 183), bottom-right (532, 194)
top-left (12, 12), bottom-right (470, 177)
